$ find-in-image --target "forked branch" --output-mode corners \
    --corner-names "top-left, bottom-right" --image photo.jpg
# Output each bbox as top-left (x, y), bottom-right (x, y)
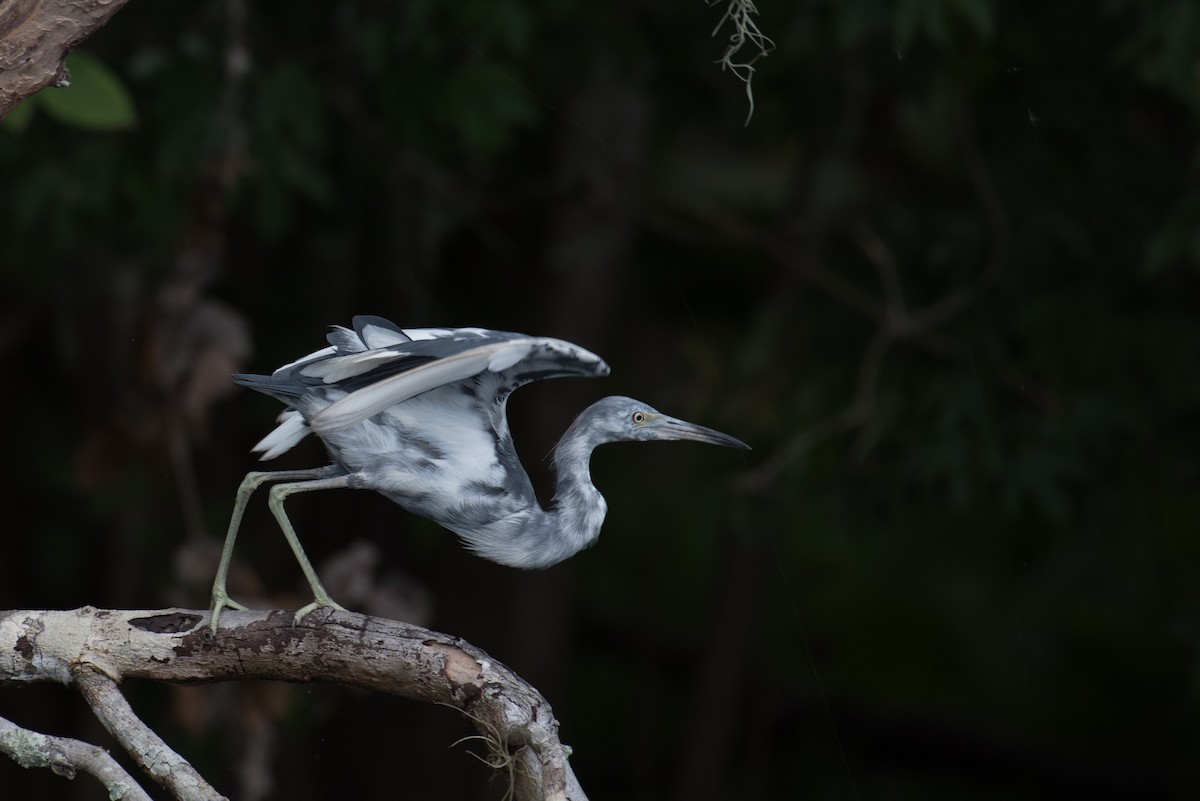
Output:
top-left (0, 714), bottom-right (153, 801)
top-left (0, 607), bottom-right (588, 801)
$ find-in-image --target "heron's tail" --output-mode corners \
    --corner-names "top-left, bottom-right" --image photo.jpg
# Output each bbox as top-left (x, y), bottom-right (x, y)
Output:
top-left (250, 410), bottom-right (310, 460)
top-left (233, 371), bottom-right (307, 404)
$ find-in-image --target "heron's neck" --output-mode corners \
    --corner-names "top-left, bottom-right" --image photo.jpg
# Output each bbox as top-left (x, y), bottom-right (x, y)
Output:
top-left (450, 407), bottom-right (609, 569)
top-left (487, 411), bottom-right (609, 568)
top-left (544, 421), bottom-right (608, 558)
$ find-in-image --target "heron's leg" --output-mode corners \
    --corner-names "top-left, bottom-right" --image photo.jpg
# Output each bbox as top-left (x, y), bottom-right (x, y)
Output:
top-left (264, 474), bottom-right (359, 626)
top-left (209, 466), bottom-right (342, 634)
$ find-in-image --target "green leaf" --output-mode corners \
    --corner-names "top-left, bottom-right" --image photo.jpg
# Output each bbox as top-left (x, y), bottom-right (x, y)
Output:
top-left (1, 96), bottom-right (36, 133)
top-left (38, 50), bottom-right (136, 131)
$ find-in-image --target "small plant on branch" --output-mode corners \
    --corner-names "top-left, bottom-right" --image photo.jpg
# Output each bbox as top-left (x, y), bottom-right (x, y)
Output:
top-left (708, 0), bottom-right (775, 124)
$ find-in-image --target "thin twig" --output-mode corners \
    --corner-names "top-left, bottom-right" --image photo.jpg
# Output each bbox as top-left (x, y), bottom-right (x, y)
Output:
top-left (639, 89), bottom-right (1012, 489)
top-left (0, 714), bottom-right (153, 801)
top-left (73, 668), bottom-right (229, 801)
top-left (854, 222), bottom-right (908, 332)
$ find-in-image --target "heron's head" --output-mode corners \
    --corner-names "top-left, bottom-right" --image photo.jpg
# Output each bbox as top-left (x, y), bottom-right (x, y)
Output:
top-left (584, 396), bottom-right (750, 450)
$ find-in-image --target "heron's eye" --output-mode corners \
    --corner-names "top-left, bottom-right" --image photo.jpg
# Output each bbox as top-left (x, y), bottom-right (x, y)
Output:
top-left (632, 410), bottom-right (647, 425)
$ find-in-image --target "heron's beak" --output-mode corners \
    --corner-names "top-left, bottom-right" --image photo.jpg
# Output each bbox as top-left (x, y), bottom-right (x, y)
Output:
top-left (653, 415), bottom-right (751, 450)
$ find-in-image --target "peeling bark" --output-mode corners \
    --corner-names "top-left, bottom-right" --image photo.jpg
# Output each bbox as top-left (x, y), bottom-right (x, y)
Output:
top-left (1, 607), bottom-right (588, 801)
top-left (0, 0), bottom-right (132, 119)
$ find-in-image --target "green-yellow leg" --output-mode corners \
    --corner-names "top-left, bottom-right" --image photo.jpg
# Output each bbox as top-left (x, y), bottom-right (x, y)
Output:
top-left (208, 466), bottom-right (342, 634)
top-left (266, 474), bottom-right (357, 626)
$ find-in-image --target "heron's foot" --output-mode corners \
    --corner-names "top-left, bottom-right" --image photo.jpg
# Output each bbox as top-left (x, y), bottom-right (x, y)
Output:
top-left (292, 594), bottom-right (348, 627)
top-left (208, 590), bottom-right (251, 637)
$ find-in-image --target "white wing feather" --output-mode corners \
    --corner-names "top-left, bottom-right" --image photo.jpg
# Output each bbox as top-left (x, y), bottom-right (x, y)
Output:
top-left (252, 410), bottom-right (310, 460)
top-left (359, 322), bottom-right (412, 349)
top-left (308, 340), bottom-right (537, 434)
top-left (300, 350), bottom-right (410, 383)
top-left (272, 345), bottom-right (335, 375)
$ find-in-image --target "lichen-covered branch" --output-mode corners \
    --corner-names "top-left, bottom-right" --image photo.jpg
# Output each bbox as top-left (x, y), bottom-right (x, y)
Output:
top-left (0, 0), bottom-right (133, 119)
top-left (75, 669), bottom-right (229, 801)
top-left (0, 713), bottom-right (153, 800)
top-left (0, 607), bottom-right (588, 801)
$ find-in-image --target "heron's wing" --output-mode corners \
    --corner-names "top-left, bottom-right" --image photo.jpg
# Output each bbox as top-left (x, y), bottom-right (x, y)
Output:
top-left (308, 331), bottom-right (609, 435)
top-left (261, 314), bottom-right (407, 377)
top-left (236, 324), bottom-right (522, 404)
top-left (354, 315), bottom-right (413, 348)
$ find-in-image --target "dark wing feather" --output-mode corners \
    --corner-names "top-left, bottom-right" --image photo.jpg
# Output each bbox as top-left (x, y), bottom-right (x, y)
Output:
top-left (308, 331), bottom-right (609, 434)
top-left (234, 319), bottom-right (610, 438)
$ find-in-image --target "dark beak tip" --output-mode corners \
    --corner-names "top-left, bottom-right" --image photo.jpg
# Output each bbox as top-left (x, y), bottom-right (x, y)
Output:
top-left (708, 433), bottom-right (751, 450)
top-left (661, 417), bottom-right (749, 450)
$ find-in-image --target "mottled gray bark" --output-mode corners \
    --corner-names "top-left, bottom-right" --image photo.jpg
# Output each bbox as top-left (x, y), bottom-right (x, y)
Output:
top-left (1, 607), bottom-right (588, 801)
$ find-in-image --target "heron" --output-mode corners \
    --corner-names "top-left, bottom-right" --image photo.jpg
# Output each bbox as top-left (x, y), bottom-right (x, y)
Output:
top-left (208, 315), bottom-right (748, 631)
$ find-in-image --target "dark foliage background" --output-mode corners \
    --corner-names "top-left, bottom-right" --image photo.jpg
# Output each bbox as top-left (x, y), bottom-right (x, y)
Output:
top-left (3, 1), bottom-right (1199, 799)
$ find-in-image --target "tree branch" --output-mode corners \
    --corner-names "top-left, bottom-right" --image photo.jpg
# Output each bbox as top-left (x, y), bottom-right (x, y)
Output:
top-left (0, 713), bottom-right (153, 800)
top-left (1, 607), bottom-right (588, 801)
top-left (0, 0), bottom-right (133, 119)
top-left (75, 668), bottom-right (229, 801)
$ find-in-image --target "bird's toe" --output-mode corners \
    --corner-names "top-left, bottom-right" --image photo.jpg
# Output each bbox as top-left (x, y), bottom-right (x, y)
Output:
top-left (292, 597), bottom-right (348, 627)
top-left (208, 595), bottom-right (251, 636)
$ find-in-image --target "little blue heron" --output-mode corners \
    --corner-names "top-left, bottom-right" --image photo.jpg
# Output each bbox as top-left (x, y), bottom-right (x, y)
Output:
top-left (208, 316), bottom-right (748, 631)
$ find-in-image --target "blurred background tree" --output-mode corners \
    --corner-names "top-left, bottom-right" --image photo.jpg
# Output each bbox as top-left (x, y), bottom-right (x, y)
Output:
top-left (2, 0), bottom-right (1199, 799)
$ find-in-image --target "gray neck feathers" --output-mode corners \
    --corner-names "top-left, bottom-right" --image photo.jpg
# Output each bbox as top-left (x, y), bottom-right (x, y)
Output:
top-left (456, 405), bottom-right (609, 569)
